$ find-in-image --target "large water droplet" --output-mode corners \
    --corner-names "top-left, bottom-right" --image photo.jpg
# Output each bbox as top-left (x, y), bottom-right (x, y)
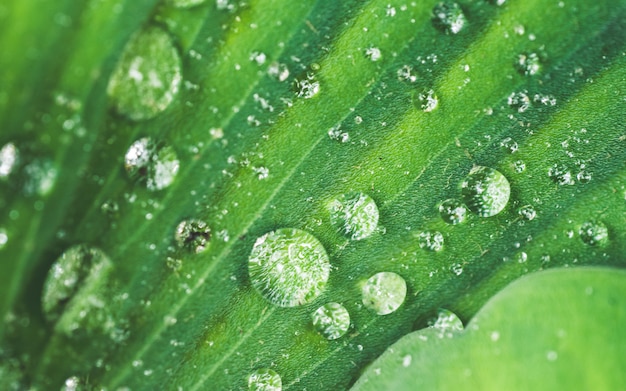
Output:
top-left (328, 192), bottom-right (379, 241)
top-left (438, 199), bottom-right (467, 225)
top-left (416, 230), bottom-right (444, 252)
top-left (362, 272), bottom-right (407, 315)
top-left (578, 220), bottom-right (608, 246)
top-left (461, 166), bottom-right (510, 217)
top-left (248, 368), bottom-right (281, 391)
top-left (107, 26), bottom-right (182, 120)
top-left (175, 219), bottom-right (211, 253)
top-left (312, 302), bottom-right (350, 340)
top-left (124, 137), bottom-right (179, 191)
top-left (413, 88), bottom-right (439, 112)
top-left (0, 142), bottom-right (19, 179)
top-left (248, 228), bottom-right (330, 307)
top-left (432, 1), bottom-right (467, 34)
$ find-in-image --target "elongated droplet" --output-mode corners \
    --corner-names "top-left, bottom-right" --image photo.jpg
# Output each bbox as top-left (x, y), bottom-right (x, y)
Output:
top-left (124, 137), bottom-right (179, 191)
top-left (248, 228), bottom-right (330, 307)
top-left (175, 219), bottom-right (211, 253)
top-left (461, 166), bottom-right (510, 217)
top-left (579, 220), bottom-right (608, 246)
top-left (107, 26), bottom-right (182, 120)
top-left (312, 302), bottom-right (350, 340)
top-left (432, 1), bottom-right (466, 34)
top-left (329, 192), bottom-right (379, 240)
top-left (248, 368), bottom-right (281, 391)
top-left (439, 199), bottom-right (467, 225)
top-left (428, 308), bottom-right (463, 338)
top-left (362, 272), bottom-right (406, 315)
top-left (0, 142), bottom-right (19, 179)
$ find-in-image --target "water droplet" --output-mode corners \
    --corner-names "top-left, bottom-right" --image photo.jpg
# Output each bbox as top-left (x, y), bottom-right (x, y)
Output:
top-left (328, 126), bottom-right (350, 143)
top-left (0, 228), bottom-right (7, 250)
top-left (268, 62), bottom-right (290, 82)
top-left (248, 228), bottom-right (330, 307)
top-left (328, 192), bottom-right (379, 240)
top-left (576, 170), bottom-right (592, 183)
top-left (461, 166), bottom-right (510, 217)
top-left (428, 308), bottom-right (463, 337)
top-left (248, 368), bottom-right (281, 391)
top-left (548, 163), bottom-right (575, 185)
top-left (507, 91), bottom-right (531, 113)
top-left (175, 219), bottom-right (211, 253)
top-left (312, 302), bottom-right (350, 340)
top-left (107, 26), bottom-right (182, 120)
top-left (432, 1), bottom-right (467, 34)
top-left (518, 205), bottom-right (536, 220)
top-left (416, 230), bottom-right (444, 252)
top-left (124, 137), bottom-right (179, 191)
top-left (361, 272), bottom-right (407, 315)
top-left (438, 199), bottom-right (467, 225)
top-left (414, 88), bottom-right (438, 112)
top-left (0, 142), bottom-right (19, 179)
top-left (402, 355), bottom-right (412, 367)
top-left (514, 52), bottom-right (541, 76)
top-left (512, 160), bottom-right (526, 173)
top-left (23, 159), bottom-right (57, 196)
top-left (166, 0), bottom-right (206, 8)
top-left (499, 137), bottom-right (518, 153)
top-left (365, 47), bottom-right (382, 62)
top-left (578, 220), bottom-right (608, 246)
top-left (61, 376), bottom-right (81, 391)
top-left (450, 263), bottom-right (463, 275)
top-left (294, 73), bottom-right (320, 99)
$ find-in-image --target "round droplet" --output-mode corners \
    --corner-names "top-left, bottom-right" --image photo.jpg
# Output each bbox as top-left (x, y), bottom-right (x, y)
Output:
top-left (166, 0), bottom-right (206, 8)
top-left (294, 73), bottom-right (320, 99)
top-left (578, 220), bottom-right (608, 246)
top-left (175, 219), bottom-right (211, 253)
top-left (41, 245), bottom-right (112, 322)
top-left (328, 192), bottom-right (379, 240)
top-left (499, 137), bottom-right (518, 153)
top-left (461, 166), bottom-right (510, 217)
top-left (414, 88), bottom-right (439, 112)
top-left (248, 228), bottom-right (330, 307)
top-left (312, 302), bottom-right (350, 340)
top-left (548, 163), bottom-right (575, 185)
top-left (107, 26), bottom-right (182, 120)
top-left (438, 199), bottom-right (467, 225)
top-left (248, 368), bottom-right (281, 391)
top-left (416, 230), bottom-right (444, 252)
top-left (124, 137), bottom-right (179, 191)
top-left (0, 142), bottom-right (19, 179)
top-left (362, 272), bottom-right (407, 315)
top-left (23, 159), bottom-right (57, 196)
top-left (518, 205), bottom-right (536, 221)
top-left (61, 376), bottom-right (81, 391)
top-left (514, 52), bottom-right (541, 76)
top-left (432, 1), bottom-right (466, 34)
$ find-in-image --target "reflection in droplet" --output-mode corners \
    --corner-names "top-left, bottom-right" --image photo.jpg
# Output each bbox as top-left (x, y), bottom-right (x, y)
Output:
top-left (107, 26), bottom-right (182, 120)
top-left (579, 220), bottom-right (608, 246)
top-left (248, 228), bottom-right (330, 307)
top-left (312, 302), bottom-right (350, 340)
top-left (175, 219), bottom-right (211, 253)
top-left (248, 368), bottom-right (281, 391)
top-left (461, 166), bottom-right (510, 217)
top-left (362, 272), bottom-right (407, 315)
top-left (438, 199), bottom-right (467, 225)
top-left (124, 137), bottom-right (179, 191)
top-left (328, 192), bottom-right (379, 240)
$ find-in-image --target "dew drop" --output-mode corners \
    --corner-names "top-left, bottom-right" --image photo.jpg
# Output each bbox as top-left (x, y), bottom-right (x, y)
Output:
top-left (312, 302), bottom-right (350, 340)
top-left (0, 142), bottom-right (19, 179)
top-left (248, 368), bottom-right (281, 391)
top-left (416, 230), bottom-right (444, 252)
top-left (450, 263), bottom-right (463, 275)
top-left (548, 163), bottom-right (575, 186)
top-left (361, 272), bottom-right (407, 315)
top-left (461, 166), bottom-right (510, 217)
top-left (175, 219), bottom-right (211, 253)
top-left (432, 1), bottom-right (467, 34)
top-left (578, 220), bottom-right (608, 246)
top-left (294, 73), bottom-right (320, 99)
top-left (499, 137), bottom-right (518, 153)
top-left (61, 376), bottom-right (81, 391)
top-left (507, 91), bottom-right (531, 113)
top-left (402, 355), bottom-right (412, 367)
top-left (107, 26), bottom-right (182, 120)
top-left (23, 159), bottom-right (58, 197)
top-left (328, 192), bottom-right (379, 240)
top-left (166, 0), bottom-right (206, 8)
top-left (513, 160), bottom-right (526, 173)
top-left (365, 47), bottom-right (382, 62)
top-left (514, 52), bottom-right (541, 76)
top-left (124, 137), bottom-right (179, 191)
top-left (248, 228), bottom-right (330, 307)
top-left (414, 88), bottom-right (438, 112)
top-left (438, 199), bottom-right (467, 225)
top-left (0, 228), bottom-right (7, 250)
top-left (518, 205), bottom-right (536, 221)
top-left (428, 308), bottom-right (463, 337)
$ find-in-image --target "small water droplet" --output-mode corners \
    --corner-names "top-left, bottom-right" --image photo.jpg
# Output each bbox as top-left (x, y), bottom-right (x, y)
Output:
top-left (507, 91), bottom-right (531, 113)
top-left (450, 263), bottom-right (463, 275)
top-left (166, 0), bottom-right (206, 7)
top-left (361, 272), bottom-right (407, 315)
top-left (268, 62), bottom-right (289, 81)
top-left (432, 1), bottom-right (467, 34)
top-left (107, 26), bottom-right (182, 120)
top-left (461, 166), bottom-right (510, 217)
top-left (416, 230), bottom-right (444, 252)
top-left (175, 219), bottom-right (211, 253)
top-left (518, 205), bottom-right (536, 220)
top-left (438, 199), bottom-right (467, 225)
top-left (428, 308), bottom-right (463, 337)
top-left (23, 159), bottom-right (57, 196)
top-left (124, 137), bottom-right (179, 191)
top-left (328, 192), bottom-right (379, 240)
top-left (514, 52), bottom-right (541, 76)
top-left (365, 47), bottom-right (382, 62)
top-left (61, 376), bottom-right (81, 391)
top-left (248, 228), bottom-right (330, 307)
top-left (499, 137), bottom-right (518, 153)
top-left (0, 142), bottom-right (19, 179)
top-left (548, 163), bottom-right (575, 185)
top-left (414, 88), bottom-right (439, 112)
top-left (248, 368), bottom-right (281, 391)
top-left (328, 125), bottom-right (350, 143)
top-left (402, 355), bottom-right (412, 367)
top-left (312, 302), bottom-right (350, 340)
top-left (576, 170), bottom-right (592, 183)
top-left (294, 73), bottom-right (320, 99)
top-left (0, 228), bottom-right (7, 249)
top-left (578, 220), bottom-right (608, 246)
top-left (512, 160), bottom-right (526, 173)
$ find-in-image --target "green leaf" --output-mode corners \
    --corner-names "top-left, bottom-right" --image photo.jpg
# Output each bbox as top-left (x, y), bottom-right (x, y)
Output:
top-left (351, 267), bottom-right (626, 390)
top-left (1, 0), bottom-right (625, 390)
